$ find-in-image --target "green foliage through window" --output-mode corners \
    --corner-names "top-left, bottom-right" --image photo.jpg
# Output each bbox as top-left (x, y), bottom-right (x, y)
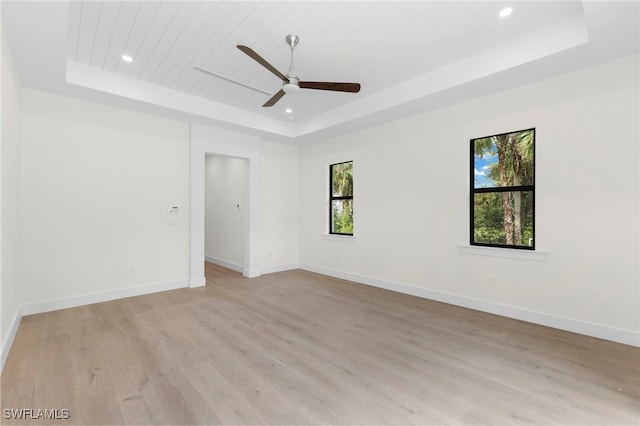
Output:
top-left (471, 129), bottom-right (535, 249)
top-left (330, 161), bottom-right (353, 235)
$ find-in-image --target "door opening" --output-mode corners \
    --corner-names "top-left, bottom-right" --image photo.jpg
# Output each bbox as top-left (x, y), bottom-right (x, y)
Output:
top-left (204, 154), bottom-right (247, 274)
top-left (189, 124), bottom-right (261, 288)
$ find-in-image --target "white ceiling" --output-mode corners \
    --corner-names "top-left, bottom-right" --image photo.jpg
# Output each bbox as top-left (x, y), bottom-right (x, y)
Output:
top-left (2, 1), bottom-right (639, 143)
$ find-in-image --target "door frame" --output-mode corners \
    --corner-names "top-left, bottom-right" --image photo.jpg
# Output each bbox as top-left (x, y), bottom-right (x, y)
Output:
top-left (189, 123), bottom-right (261, 287)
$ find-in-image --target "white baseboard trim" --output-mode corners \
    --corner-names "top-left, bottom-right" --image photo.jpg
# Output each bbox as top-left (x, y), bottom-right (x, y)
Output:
top-left (1, 306), bottom-right (22, 374)
top-left (205, 255), bottom-right (243, 273)
top-left (190, 276), bottom-right (206, 288)
top-left (204, 257), bottom-right (298, 277)
top-left (21, 279), bottom-right (189, 316)
top-left (300, 263), bottom-right (640, 347)
top-left (243, 267), bottom-right (262, 278)
top-left (261, 263), bottom-right (300, 275)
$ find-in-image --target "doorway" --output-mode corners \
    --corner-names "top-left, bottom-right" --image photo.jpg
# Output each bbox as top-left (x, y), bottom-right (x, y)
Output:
top-left (204, 154), bottom-right (246, 273)
top-left (189, 123), bottom-right (261, 287)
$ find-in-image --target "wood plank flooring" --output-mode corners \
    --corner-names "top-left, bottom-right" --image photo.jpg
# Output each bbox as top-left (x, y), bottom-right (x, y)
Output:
top-left (2, 262), bottom-right (639, 425)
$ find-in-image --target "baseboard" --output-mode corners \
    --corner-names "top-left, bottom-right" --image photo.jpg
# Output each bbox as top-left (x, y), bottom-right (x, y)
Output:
top-left (189, 276), bottom-right (206, 288)
top-left (21, 279), bottom-right (189, 316)
top-left (300, 263), bottom-right (640, 347)
top-left (204, 257), bottom-right (299, 277)
top-left (1, 306), bottom-right (22, 374)
top-left (261, 263), bottom-right (300, 275)
top-left (205, 255), bottom-right (243, 273)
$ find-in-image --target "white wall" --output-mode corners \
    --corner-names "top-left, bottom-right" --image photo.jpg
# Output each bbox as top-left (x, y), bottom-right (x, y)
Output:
top-left (259, 140), bottom-right (300, 273)
top-left (299, 54), bottom-right (639, 345)
top-left (205, 154), bottom-right (246, 270)
top-left (1, 28), bottom-right (22, 368)
top-left (19, 90), bottom-right (190, 307)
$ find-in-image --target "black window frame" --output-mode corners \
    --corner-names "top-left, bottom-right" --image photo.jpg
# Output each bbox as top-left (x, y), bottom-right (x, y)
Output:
top-left (470, 128), bottom-right (535, 250)
top-left (329, 161), bottom-right (354, 236)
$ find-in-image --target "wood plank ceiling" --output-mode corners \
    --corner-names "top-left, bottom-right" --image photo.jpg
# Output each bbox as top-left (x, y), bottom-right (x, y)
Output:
top-left (66, 1), bottom-right (584, 122)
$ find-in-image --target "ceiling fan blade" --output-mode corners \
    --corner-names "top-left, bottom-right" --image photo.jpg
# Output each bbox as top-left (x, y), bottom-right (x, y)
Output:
top-left (299, 81), bottom-right (361, 93)
top-left (193, 66), bottom-right (271, 96)
top-left (263, 89), bottom-right (286, 107)
top-left (237, 45), bottom-right (288, 82)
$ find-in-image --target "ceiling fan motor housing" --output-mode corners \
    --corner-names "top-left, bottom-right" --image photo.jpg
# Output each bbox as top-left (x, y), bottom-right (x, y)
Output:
top-left (283, 76), bottom-right (300, 93)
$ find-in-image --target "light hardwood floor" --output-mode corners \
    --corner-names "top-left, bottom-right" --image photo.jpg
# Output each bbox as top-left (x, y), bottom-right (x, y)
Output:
top-left (2, 262), bottom-right (639, 425)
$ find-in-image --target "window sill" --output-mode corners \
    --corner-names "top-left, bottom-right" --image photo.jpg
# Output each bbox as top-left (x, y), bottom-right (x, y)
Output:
top-left (458, 244), bottom-right (548, 261)
top-left (323, 234), bottom-right (357, 243)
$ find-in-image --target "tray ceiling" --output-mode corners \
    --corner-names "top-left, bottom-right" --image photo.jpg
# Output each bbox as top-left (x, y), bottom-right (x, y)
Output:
top-left (2, 1), bottom-right (639, 143)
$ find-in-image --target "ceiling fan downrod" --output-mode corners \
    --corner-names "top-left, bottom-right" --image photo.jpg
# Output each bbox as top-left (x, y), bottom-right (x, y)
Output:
top-left (283, 34), bottom-right (300, 93)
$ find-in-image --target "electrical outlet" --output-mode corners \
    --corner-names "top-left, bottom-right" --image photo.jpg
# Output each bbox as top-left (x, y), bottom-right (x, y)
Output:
top-left (489, 276), bottom-right (497, 287)
top-left (128, 265), bottom-right (136, 274)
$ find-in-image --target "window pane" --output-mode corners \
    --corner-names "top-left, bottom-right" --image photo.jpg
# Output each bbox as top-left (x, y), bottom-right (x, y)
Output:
top-left (473, 129), bottom-right (534, 189)
top-left (473, 191), bottom-right (533, 247)
top-left (332, 162), bottom-right (353, 197)
top-left (332, 199), bottom-right (353, 234)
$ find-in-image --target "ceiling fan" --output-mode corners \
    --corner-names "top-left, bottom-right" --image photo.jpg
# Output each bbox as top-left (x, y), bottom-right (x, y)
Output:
top-left (195, 35), bottom-right (361, 108)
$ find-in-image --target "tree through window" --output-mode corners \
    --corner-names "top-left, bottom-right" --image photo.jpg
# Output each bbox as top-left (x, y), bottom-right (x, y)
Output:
top-left (330, 161), bottom-right (353, 235)
top-left (471, 128), bottom-right (535, 249)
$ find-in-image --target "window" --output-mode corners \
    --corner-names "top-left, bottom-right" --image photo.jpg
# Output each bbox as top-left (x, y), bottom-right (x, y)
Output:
top-left (330, 161), bottom-right (354, 235)
top-left (471, 128), bottom-right (535, 250)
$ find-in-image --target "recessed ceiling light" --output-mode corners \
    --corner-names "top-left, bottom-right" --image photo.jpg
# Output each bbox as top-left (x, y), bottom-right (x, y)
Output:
top-left (121, 54), bottom-right (133, 63)
top-left (499, 7), bottom-right (512, 18)
top-left (285, 108), bottom-right (293, 114)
